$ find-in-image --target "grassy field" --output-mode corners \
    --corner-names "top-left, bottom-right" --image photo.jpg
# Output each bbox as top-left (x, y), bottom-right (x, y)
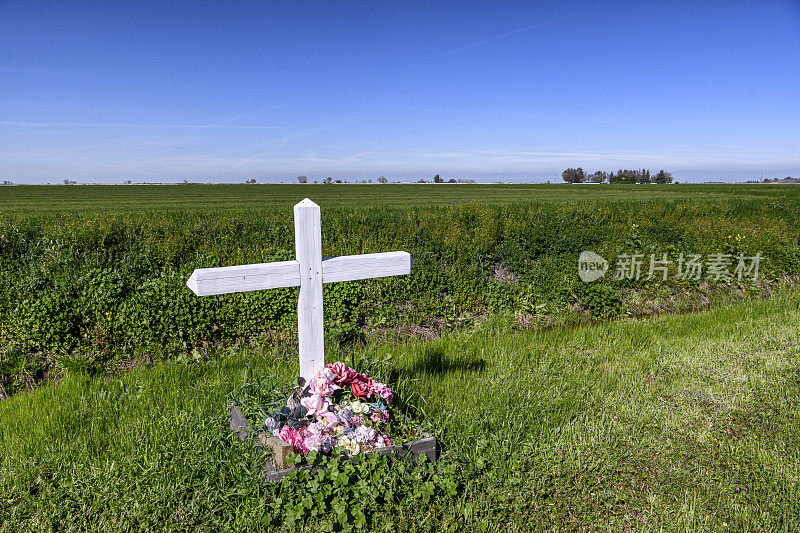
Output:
top-left (2, 183), bottom-right (800, 397)
top-left (2, 288), bottom-right (799, 531)
top-left (1, 183), bottom-right (799, 212)
top-left (1, 183), bottom-right (799, 529)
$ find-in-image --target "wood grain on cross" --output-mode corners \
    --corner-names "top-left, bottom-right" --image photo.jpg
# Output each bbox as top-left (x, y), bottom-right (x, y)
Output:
top-left (186, 198), bottom-right (412, 380)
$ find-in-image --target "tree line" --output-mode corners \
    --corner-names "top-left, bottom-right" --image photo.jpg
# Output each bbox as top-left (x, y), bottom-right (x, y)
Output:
top-left (292, 175), bottom-right (476, 184)
top-left (561, 168), bottom-right (673, 184)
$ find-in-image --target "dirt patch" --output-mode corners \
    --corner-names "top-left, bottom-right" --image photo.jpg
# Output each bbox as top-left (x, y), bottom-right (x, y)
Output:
top-left (619, 275), bottom-right (800, 320)
top-left (492, 261), bottom-right (517, 283)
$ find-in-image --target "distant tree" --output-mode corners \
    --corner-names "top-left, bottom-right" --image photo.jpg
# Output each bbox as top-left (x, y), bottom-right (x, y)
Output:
top-left (636, 168), bottom-right (651, 184)
top-left (324, 177), bottom-right (333, 184)
top-left (296, 175), bottom-right (308, 184)
top-left (610, 169), bottom-right (638, 184)
top-left (368, 179), bottom-right (372, 183)
top-left (589, 171), bottom-right (607, 183)
top-left (124, 180), bottom-right (132, 184)
top-left (334, 179), bottom-right (343, 184)
top-left (417, 179), bottom-right (427, 183)
top-left (245, 178), bottom-right (257, 184)
top-left (377, 176), bottom-right (388, 184)
top-left (2, 180), bottom-right (13, 186)
top-left (448, 178), bottom-right (456, 183)
top-left (653, 170), bottom-right (673, 184)
top-left (433, 174), bottom-right (442, 183)
top-left (561, 167), bottom-right (586, 183)
top-left (63, 179), bottom-right (70, 185)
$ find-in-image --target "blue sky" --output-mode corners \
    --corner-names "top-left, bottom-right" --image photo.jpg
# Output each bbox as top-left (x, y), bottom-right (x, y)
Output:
top-left (1, 0), bottom-right (799, 183)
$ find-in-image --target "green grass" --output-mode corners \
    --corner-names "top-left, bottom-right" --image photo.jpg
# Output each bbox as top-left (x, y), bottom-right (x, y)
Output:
top-left (2, 289), bottom-right (799, 531)
top-left (1, 183), bottom-right (799, 212)
top-left (3, 182), bottom-right (800, 395)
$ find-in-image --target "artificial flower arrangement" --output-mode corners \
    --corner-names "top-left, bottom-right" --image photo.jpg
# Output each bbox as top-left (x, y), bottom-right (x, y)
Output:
top-left (264, 362), bottom-right (400, 457)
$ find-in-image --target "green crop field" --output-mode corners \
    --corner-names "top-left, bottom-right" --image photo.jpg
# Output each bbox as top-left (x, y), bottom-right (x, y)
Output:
top-left (1, 183), bottom-right (798, 212)
top-left (1, 184), bottom-right (800, 530)
top-left (2, 184), bottom-right (800, 396)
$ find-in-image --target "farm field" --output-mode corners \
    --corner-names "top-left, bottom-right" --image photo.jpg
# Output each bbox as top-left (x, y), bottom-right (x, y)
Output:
top-left (2, 289), bottom-right (799, 530)
top-left (1, 183), bottom-right (799, 212)
top-left (1, 184), bottom-right (799, 530)
top-left (1, 184), bottom-right (800, 397)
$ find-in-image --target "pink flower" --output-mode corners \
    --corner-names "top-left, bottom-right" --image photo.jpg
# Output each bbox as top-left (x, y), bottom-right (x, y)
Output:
top-left (300, 394), bottom-right (330, 417)
top-left (304, 422), bottom-right (335, 453)
top-left (310, 378), bottom-right (338, 397)
top-left (353, 425), bottom-right (377, 445)
top-left (326, 362), bottom-right (360, 385)
top-left (319, 410), bottom-right (339, 425)
top-left (309, 367), bottom-right (340, 397)
top-left (326, 361), bottom-right (346, 377)
top-left (350, 377), bottom-right (373, 399)
top-left (370, 381), bottom-right (394, 404)
top-left (382, 435), bottom-right (392, 447)
top-left (279, 426), bottom-right (308, 454)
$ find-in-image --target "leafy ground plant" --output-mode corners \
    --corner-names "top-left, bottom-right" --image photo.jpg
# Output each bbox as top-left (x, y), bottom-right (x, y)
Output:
top-left (2, 184), bottom-right (800, 394)
top-left (2, 291), bottom-right (800, 530)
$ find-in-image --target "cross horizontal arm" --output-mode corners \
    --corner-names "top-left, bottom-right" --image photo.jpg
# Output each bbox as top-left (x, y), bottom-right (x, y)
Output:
top-left (322, 251), bottom-right (412, 283)
top-left (186, 260), bottom-right (301, 296)
top-left (186, 251), bottom-right (412, 297)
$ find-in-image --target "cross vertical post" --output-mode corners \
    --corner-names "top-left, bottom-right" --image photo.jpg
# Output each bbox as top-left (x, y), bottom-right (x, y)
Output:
top-left (294, 199), bottom-right (324, 381)
top-left (186, 198), bottom-right (412, 385)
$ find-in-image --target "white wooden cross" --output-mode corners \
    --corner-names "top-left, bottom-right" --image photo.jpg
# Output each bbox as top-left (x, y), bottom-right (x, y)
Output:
top-left (186, 198), bottom-right (412, 381)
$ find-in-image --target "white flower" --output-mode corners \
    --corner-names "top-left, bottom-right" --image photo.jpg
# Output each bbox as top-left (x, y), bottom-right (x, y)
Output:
top-left (353, 424), bottom-right (377, 445)
top-left (345, 440), bottom-right (360, 455)
top-left (337, 435), bottom-right (361, 455)
top-left (350, 401), bottom-right (369, 415)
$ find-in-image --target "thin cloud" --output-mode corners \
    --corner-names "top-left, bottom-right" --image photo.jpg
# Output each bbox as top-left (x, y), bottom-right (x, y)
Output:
top-left (409, 3), bottom-right (607, 68)
top-left (201, 104), bottom-right (291, 127)
top-left (0, 120), bottom-right (284, 130)
top-left (0, 101), bottom-right (292, 133)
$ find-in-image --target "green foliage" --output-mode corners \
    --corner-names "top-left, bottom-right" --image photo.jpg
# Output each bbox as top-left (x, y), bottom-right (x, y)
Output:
top-left (562, 168), bottom-right (672, 184)
top-left (561, 167), bottom-right (586, 183)
top-left (653, 169), bottom-right (673, 184)
top-left (268, 452), bottom-right (459, 530)
top-left (575, 282), bottom-right (622, 318)
top-left (1, 185), bottom-right (800, 389)
top-left (589, 170), bottom-right (607, 183)
top-left (3, 292), bottom-right (800, 530)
